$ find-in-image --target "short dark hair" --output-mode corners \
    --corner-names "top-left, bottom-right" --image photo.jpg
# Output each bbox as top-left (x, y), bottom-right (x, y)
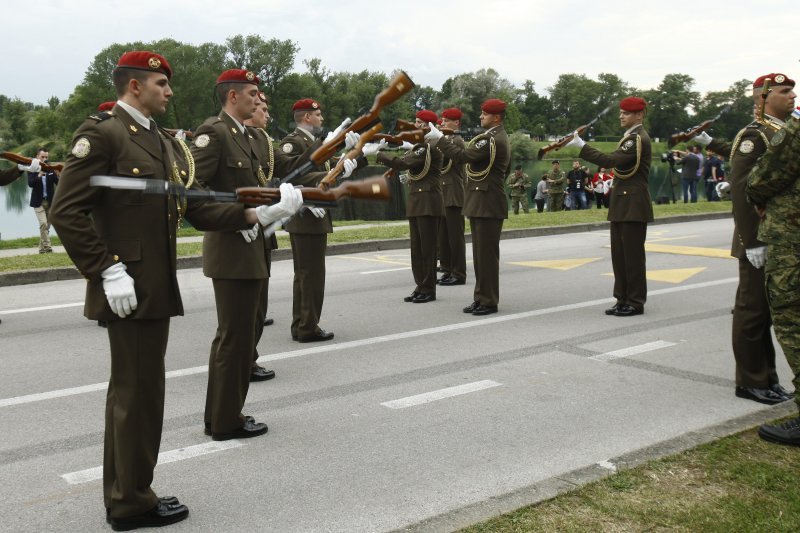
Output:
top-left (36, 147), bottom-right (48, 155)
top-left (515, 165), bottom-right (522, 170)
top-left (216, 82), bottom-right (251, 105)
top-left (112, 68), bottom-right (152, 97)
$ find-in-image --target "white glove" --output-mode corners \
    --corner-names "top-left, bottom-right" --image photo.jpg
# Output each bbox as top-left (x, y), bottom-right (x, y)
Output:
top-left (565, 131), bottom-right (585, 149)
top-left (309, 207), bottom-right (326, 218)
top-left (344, 131), bottom-right (360, 150)
top-left (715, 181), bottom-right (731, 199)
top-left (341, 158), bottom-right (358, 179)
top-left (745, 246), bottom-right (768, 269)
top-left (19, 159), bottom-right (41, 173)
top-left (399, 173), bottom-right (409, 184)
top-left (424, 122), bottom-right (443, 144)
top-left (361, 140), bottom-right (387, 157)
top-left (400, 141), bottom-right (415, 150)
top-left (256, 183), bottom-right (303, 226)
top-left (101, 262), bottom-right (137, 318)
top-left (324, 117), bottom-right (352, 144)
top-left (175, 129), bottom-right (187, 141)
top-left (693, 131), bottom-right (712, 146)
top-left (239, 223), bottom-right (260, 243)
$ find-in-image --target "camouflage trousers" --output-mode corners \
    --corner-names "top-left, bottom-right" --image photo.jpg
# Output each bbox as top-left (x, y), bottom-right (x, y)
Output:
top-left (765, 244), bottom-right (800, 408)
top-left (509, 194), bottom-right (529, 214)
top-left (549, 193), bottom-right (564, 212)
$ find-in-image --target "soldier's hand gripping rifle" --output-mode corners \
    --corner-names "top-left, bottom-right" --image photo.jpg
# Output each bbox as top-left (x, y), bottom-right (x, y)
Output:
top-left (536, 105), bottom-right (613, 160)
top-left (318, 123), bottom-right (383, 190)
top-left (279, 70), bottom-right (416, 185)
top-left (372, 130), bottom-right (425, 146)
top-left (394, 119), bottom-right (457, 136)
top-left (668, 104), bottom-right (732, 147)
top-left (1, 151), bottom-right (64, 173)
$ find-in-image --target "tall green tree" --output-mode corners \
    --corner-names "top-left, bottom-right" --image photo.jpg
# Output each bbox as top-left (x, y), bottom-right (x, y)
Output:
top-left (643, 73), bottom-right (700, 141)
top-left (694, 78), bottom-right (752, 141)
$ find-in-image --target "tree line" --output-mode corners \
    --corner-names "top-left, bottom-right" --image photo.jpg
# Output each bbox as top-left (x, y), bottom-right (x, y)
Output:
top-left (0, 34), bottom-right (754, 162)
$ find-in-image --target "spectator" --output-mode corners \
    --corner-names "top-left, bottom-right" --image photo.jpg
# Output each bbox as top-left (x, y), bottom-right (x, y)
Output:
top-left (676, 145), bottom-right (701, 203)
top-left (704, 150), bottom-right (724, 201)
top-left (505, 165), bottom-right (531, 214)
top-left (566, 160), bottom-right (588, 210)
top-left (27, 147), bottom-right (59, 253)
top-left (534, 174), bottom-right (548, 213)
top-left (546, 160), bottom-right (566, 212)
top-left (591, 167), bottom-right (609, 208)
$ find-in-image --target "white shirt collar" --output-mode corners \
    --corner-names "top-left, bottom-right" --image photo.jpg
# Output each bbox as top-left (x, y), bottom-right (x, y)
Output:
top-left (223, 112), bottom-right (246, 134)
top-left (297, 124), bottom-right (316, 141)
top-left (116, 100), bottom-right (152, 130)
top-left (764, 113), bottom-right (785, 126)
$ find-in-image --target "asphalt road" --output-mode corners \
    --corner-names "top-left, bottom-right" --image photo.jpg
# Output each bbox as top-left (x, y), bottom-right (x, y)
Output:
top-left (0, 217), bottom-right (793, 532)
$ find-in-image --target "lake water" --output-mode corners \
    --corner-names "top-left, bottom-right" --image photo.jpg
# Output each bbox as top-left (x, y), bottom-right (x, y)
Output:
top-left (1, 177), bottom-right (43, 240)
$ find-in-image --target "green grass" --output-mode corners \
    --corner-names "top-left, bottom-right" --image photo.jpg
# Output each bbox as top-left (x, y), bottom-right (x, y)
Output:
top-left (0, 202), bottom-right (730, 273)
top-left (460, 421), bottom-right (800, 532)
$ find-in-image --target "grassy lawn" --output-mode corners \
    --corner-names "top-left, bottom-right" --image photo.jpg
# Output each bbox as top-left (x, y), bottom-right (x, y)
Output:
top-left (460, 421), bottom-right (800, 532)
top-left (0, 202), bottom-right (730, 273)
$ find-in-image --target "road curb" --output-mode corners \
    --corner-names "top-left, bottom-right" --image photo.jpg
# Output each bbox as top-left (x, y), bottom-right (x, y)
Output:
top-left (393, 400), bottom-right (796, 533)
top-left (0, 212), bottom-right (731, 288)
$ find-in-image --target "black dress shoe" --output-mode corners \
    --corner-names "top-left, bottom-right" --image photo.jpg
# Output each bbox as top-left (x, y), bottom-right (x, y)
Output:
top-left (412, 293), bottom-right (436, 303)
top-left (297, 329), bottom-right (334, 343)
top-left (211, 418), bottom-right (268, 441)
top-left (439, 277), bottom-right (466, 286)
top-left (604, 304), bottom-right (621, 316)
top-left (613, 304), bottom-right (643, 317)
top-left (250, 365), bottom-right (276, 382)
top-left (97, 320), bottom-right (108, 328)
top-left (463, 301), bottom-right (480, 313)
top-left (437, 275), bottom-right (453, 284)
top-left (759, 417), bottom-right (800, 446)
top-left (109, 501), bottom-right (189, 531)
top-left (472, 304), bottom-right (498, 316)
top-left (735, 386), bottom-right (791, 405)
top-left (264, 318), bottom-right (274, 326)
top-left (106, 497), bottom-right (180, 524)
top-left (770, 383), bottom-right (795, 398)
top-left (404, 291), bottom-right (420, 302)
top-left (205, 416), bottom-right (254, 436)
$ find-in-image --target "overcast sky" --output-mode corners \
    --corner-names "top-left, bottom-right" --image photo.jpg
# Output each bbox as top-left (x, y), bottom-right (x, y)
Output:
top-left (4, 0), bottom-right (799, 106)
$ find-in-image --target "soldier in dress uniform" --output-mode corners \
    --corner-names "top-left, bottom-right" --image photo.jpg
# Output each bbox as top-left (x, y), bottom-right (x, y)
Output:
top-left (436, 107), bottom-right (467, 286)
top-left (426, 98), bottom-right (511, 315)
top-left (693, 73), bottom-right (795, 405)
top-left (747, 102), bottom-right (800, 446)
top-left (278, 99), bottom-right (358, 342)
top-left (49, 51), bottom-right (302, 530)
top-left (191, 69), bottom-right (295, 441)
top-left (567, 96), bottom-right (653, 317)
top-left (366, 109), bottom-right (444, 303)
top-left (545, 160), bottom-right (566, 212)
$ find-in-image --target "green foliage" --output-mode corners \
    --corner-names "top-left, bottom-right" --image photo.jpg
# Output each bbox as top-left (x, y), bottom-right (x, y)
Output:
top-left (508, 131), bottom-right (536, 160)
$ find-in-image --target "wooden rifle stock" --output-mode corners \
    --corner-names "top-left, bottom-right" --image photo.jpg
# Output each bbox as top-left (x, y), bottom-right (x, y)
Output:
top-left (668, 104), bottom-right (731, 147)
top-left (373, 130), bottom-right (425, 146)
top-left (1, 151), bottom-right (64, 173)
top-left (536, 125), bottom-right (589, 160)
top-left (318, 123), bottom-right (383, 190)
top-left (308, 70), bottom-right (415, 167)
top-left (393, 119), bottom-right (456, 136)
top-left (235, 176), bottom-right (390, 206)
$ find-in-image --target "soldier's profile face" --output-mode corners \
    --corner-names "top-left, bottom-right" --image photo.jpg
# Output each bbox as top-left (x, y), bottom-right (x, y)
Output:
top-left (441, 117), bottom-right (459, 130)
top-left (251, 102), bottom-right (268, 129)
top-left (235, 86), bottom-right (260, 121)
top-left (137, 73), bottom-right (172, 116)
top-left (307, 110), bottom-right (323, 129)
top-left (619, 110), bottom-right (642, 129)
top-left (414, 118), bottom-right (426, 129)
top-left (766, 85), bottom-right (797, 117)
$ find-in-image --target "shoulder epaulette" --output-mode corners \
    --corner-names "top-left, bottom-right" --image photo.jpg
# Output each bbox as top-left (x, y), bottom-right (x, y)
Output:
top-left (88, 111), bottom-right (114, 122)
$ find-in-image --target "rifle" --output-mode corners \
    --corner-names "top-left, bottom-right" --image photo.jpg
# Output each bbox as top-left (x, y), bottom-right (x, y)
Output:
top-left (372, 130), bottom-right (425, 146)
top-left (668, 105), bottom-right (732, 147)
top-left (394, 119), bottom-right (457, 136)
top-left (89, 175), bottom-right (390, 207)
top-left (162, 128), bottom-right (194, 140)
top-left (318, 123), bottom-right (383, 190)
top-left (1, 151), bottom-right (64, 173)
top-left (280, 70), bottom-right (416, 185)
top-left (536, 105), bottom-right (613, 160)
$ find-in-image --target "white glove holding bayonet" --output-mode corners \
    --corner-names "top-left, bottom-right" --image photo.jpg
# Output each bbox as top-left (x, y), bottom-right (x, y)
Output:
top-left (361, 139), bottom-right (388, 157)
top-left (255, 183), bottom-right (303, 226)
top-left (715, 181), bottom-right (731, 199)
top-left (692, 131), bottom-right (712, 146)
top-left (424, 122), bottom-right (443, 145)
top-left (565, 131), bottom-right (585, 149)
top-left (101, 262), bottom-right (137, 318)
top-left (324, 118), bottom-right (352, 144)
top-left (239, 223), bottom-right (260, 243)
top-left (18, 158), bottom-right (41, 172)
top-left (745, 246), bottom-right (768, 269)
top-left (344, 131), bottom-right (360, 150)
top-left (400, 141), bottom-right (415, 150)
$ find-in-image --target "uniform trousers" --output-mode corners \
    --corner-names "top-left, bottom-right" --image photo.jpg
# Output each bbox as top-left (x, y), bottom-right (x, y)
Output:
top-left (104, 318), bottom-right (169, 518)
top-left (289, 233), bottom-right (327, 338)
top-left (610, 221), bottom-right (648, 311)
top-left (732, 258), bottom-right (777, 387)
top-left (409, 215), bottom-right (440, 295)
top-left (437, 207), bottom-right (467, 281)
top-left (253, 248), bottom-right (271, 368)
top-left (470, 217), bottom-right (504, 307)
top-left (205, 278), bottom-right (264, 433)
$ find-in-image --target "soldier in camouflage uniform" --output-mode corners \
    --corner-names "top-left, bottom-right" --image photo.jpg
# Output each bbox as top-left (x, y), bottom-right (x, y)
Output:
top-left (506, 165), bottom-right (531, 214)
top-left (546, 160), bottom-right (566, 212)
top-left (747, 102), bottom-right (800, 446)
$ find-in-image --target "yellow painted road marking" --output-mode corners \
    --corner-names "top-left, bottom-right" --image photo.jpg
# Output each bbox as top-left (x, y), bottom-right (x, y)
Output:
top-left (335, 255), bottom-right (410, 267)
top-left (510, 258), bottom-right (601, 271)
top-left (603, 267), bottom-right (707, 284)
top-left (644, 243), bottom-right (732, 259)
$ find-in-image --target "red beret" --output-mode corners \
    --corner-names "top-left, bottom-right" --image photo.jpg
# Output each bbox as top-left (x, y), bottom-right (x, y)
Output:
top-left (292, 98), bottom-right (321, 112)
top-left (116, 51), bottom-right (172, 80)
top-left (97, 101), bottom-right (116, 112)
top-left (216, 69), bottom-right (260, 85)
top-left (257, 91), bottom-right (268, 104)
top-left (441, 107), bottom-right (462, 120)
top-left (481, 98), bottom-right (506, 114)
top-left (753, 73), bottom-right (795, 88)
top-left (416, 110), bottom-right (438, 124)
top-left (619, 96), bottom-right (647, 112)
